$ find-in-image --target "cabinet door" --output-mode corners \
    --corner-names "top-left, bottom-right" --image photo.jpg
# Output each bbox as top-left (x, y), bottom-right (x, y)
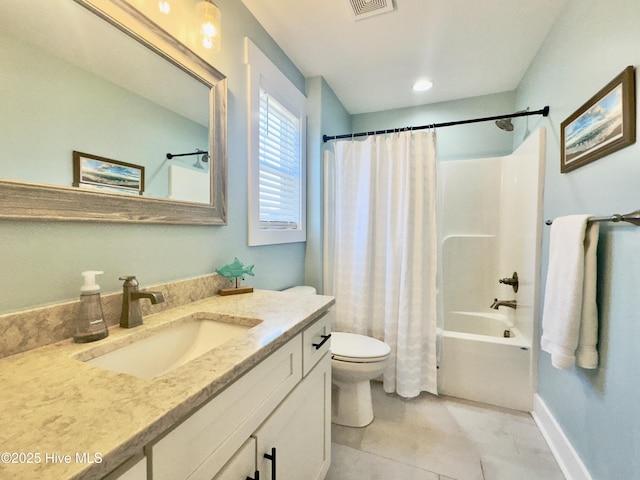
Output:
top-left (213, 438), bottom-right (257, 480)
top-left (254, 354), bottom-right (331, 480)
top-left (103, 456), bottom-right (146, 480)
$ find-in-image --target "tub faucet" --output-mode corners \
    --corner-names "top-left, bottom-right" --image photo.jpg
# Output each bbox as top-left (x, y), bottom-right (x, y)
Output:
top-left (490, 298), bottom-right (517, 310)
top-left (119, 276), bottom-right (165, 328)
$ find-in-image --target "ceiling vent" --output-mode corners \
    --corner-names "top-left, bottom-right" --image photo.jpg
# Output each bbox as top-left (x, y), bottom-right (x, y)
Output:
top-left (348, 0), bottom-right (394, 21)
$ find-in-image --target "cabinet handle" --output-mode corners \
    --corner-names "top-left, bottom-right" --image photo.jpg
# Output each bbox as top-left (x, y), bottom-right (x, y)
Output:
top-left (264, 447), bottom-right (276, 479)
top-left (246, 471), bottom-right (260, 480)
top-left (312, 333), bottom-right (331, 350)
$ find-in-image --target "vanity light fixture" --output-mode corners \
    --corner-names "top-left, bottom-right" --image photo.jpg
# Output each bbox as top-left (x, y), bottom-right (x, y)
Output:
top-left (413, 80), bottom-right (433, 92)
top-left (158, 0), bottom-right (171, 14)
top-left (197, 0), bottom-right (222, 52)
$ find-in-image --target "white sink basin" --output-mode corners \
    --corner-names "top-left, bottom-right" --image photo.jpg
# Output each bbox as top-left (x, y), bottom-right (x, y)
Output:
top-left (82, 313), bottom-right (261, 379)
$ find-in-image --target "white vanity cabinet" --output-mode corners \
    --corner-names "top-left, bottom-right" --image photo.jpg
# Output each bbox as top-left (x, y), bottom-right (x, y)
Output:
top-left (253, 353), bottom-right (331, 480)
top-left (213, 438), bottom-right (258, 480)
top-left (103, 456), bottom-right (147, 480)
top-left (215, 354), bottom-right (331, 480)
top-left (148, 312), bottom-right (331, 480)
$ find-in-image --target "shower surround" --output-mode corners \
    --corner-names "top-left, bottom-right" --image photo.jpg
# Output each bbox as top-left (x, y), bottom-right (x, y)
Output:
top-left (437, 128), bottom-right (546, 411)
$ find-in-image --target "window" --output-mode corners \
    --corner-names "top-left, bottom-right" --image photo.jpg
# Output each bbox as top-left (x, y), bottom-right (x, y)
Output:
top-left (246, 38), bottom-right (306, 246)
top-left (258, 89), bottom-right (301, 229)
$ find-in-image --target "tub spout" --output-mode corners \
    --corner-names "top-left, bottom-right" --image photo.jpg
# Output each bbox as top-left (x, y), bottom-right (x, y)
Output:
top-left (490, 298), bottom-right (517, 310)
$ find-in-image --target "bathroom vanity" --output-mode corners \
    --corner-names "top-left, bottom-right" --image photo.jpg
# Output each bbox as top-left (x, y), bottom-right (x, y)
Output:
top-left (0, 289), bottom-right (334, 480)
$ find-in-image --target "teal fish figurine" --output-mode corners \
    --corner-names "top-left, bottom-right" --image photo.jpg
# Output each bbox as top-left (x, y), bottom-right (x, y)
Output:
top-left (216, 257), bottom-right (255, 279)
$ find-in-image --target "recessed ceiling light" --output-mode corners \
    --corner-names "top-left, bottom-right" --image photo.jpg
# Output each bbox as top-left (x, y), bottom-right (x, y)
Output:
top-left (413, 80), bottom-right (433, 92)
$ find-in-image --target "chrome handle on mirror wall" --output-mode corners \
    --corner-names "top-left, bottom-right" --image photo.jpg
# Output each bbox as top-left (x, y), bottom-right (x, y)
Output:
top-left (264, 448), bottom-right (276, 479)
top-left (498, 272), bottom-right (519, 292)
top-left (312, 334), bottom-right (332, 350)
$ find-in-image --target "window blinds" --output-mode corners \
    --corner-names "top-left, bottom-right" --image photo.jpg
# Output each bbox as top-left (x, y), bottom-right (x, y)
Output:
top-left (258, 88), bottom-right (302, 230)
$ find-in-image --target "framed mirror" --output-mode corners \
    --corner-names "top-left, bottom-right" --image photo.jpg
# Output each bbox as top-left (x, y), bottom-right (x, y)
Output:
top-left (0, 0), bottom-right (227, 224)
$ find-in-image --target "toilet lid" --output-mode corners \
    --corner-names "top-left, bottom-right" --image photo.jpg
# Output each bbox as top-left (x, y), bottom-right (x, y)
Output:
top-left (330, 332), bottom-right (391, 362)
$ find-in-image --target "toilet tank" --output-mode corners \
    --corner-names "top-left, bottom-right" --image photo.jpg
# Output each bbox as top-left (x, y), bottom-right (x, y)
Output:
top-left (282, 286), bottom-right (317, 295)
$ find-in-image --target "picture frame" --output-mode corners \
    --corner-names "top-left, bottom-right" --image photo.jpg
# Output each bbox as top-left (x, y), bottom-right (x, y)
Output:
top-left (73, 151), bottom-right (145, 195)
top-left (560, 66), bottom-right (636, 173)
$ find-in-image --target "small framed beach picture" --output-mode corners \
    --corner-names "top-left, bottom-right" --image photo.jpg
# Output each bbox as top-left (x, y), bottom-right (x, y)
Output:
top-left (73, 151), bottom-right (145, 195)
top-left (560, 66), bottom-right (636, 173)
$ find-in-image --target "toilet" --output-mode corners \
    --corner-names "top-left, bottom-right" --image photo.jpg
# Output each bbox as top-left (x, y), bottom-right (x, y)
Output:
top-left (330, 332), bottom-right (390, 427)
top-left (283, 286), bottom-right (391, 428)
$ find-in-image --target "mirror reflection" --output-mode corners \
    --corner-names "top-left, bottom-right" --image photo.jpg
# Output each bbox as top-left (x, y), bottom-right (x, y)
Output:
top-left (1, 0), bottom-right (213, 205)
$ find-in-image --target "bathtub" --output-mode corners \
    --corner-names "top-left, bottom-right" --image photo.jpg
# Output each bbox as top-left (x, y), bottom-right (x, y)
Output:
top-left (438, 311), bottom-right (534, 411)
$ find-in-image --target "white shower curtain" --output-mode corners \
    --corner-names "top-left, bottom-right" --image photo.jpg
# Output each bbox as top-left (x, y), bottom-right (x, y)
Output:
top-left (324, 131), bottom-right (438, 397)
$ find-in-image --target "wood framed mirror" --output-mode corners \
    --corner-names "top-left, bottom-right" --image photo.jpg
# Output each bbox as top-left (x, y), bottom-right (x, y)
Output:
top-left (0, 0), bottom-right (227, 225)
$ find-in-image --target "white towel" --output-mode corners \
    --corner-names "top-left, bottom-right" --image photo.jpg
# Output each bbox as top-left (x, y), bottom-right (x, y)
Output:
top-left (541, 215), bottom-right (599, 369)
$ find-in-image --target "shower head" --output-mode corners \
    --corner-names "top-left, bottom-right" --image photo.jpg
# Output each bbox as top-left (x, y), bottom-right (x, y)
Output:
top-left (193, 150), bottom-right (209, 169)
top-left (495, 108), bottom-right (530, 132)
top-left (495, 118), bottom-right (514, 131)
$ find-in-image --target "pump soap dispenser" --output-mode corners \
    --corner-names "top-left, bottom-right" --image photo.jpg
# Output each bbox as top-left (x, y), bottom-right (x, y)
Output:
top-left (74, 270), bottom-right (109, 343)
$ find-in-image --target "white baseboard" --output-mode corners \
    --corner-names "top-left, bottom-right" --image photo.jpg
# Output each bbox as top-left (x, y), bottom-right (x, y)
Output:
top-left (532, 394), bottom-right (593, 480)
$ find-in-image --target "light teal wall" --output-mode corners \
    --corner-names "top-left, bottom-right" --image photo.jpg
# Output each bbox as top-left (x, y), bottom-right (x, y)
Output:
top-left (305, 76), bottom-right (352, 294)
top-left (516, 0), bottom-right (640, 478)
top-left (352, 91), bottom-right (517, 160)
top-left (1, 33), bottom-right (208, 198)
top-left (0, 0), bottom-right (306, 315)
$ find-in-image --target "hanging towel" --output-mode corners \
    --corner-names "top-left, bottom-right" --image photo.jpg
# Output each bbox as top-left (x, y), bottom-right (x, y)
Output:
top-left (541, 215), bottom-right (599, 369)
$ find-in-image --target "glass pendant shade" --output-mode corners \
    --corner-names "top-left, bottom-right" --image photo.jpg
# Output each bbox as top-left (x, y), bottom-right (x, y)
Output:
top-left (197, 0), bottom-right (221, 52)
top-left (158, 1), bottom-right (171, 14)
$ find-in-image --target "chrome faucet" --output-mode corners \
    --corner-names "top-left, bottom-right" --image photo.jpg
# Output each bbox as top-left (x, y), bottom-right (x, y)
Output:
top-left (119, 276), bottom-right (165, 328)
top-left (490, 298), bottom-right (517, 310)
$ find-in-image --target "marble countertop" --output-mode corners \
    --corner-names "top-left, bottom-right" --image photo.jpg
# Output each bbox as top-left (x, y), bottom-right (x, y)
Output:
top-left (0, 290), bottom-right (334, 480)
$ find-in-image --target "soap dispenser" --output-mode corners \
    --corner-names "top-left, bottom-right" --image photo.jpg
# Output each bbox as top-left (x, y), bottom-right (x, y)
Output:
top-left (74, 270), bottom-right (109, 343)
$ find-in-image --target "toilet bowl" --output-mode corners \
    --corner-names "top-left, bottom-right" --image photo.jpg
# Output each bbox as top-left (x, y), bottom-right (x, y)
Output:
top-left (330, 332), bottom-right (390, 427)
top-left (282, 286), bottom-right (391, 427)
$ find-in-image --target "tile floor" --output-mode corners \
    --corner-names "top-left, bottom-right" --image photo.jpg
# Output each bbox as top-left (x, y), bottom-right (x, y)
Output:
top-left (325, 383), bottom-right (565, 480)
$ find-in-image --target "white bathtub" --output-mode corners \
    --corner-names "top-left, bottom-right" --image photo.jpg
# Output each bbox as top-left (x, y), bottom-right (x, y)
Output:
top-left (445, 311), bottom-right (519, 339)
top-left (438, 311), bottom-right (533, 411)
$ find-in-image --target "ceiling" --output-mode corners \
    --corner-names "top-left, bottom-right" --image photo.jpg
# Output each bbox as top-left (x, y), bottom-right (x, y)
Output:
top-left (240, 0), bottom-right (567, 114)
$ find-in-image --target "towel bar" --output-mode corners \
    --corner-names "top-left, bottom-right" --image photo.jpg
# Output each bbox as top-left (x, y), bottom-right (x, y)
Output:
top-left (545, 209), bottom-right (640, 226)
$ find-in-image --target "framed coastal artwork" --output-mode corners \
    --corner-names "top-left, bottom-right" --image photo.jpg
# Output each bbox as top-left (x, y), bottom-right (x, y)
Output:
top-left (73, 151), bottom-right (145, 195)
top-left (560, 66), bottom-right (636, 173)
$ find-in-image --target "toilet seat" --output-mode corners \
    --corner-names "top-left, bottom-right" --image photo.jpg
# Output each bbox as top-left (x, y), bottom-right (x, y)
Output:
top-left (331, 332), bottom-right (391, 363)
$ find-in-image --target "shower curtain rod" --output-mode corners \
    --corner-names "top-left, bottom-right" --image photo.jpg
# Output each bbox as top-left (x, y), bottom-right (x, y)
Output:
top-left (322, 106), bottom-right (550, 143)
top-left (166, 149), bottom-right (209, 159)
